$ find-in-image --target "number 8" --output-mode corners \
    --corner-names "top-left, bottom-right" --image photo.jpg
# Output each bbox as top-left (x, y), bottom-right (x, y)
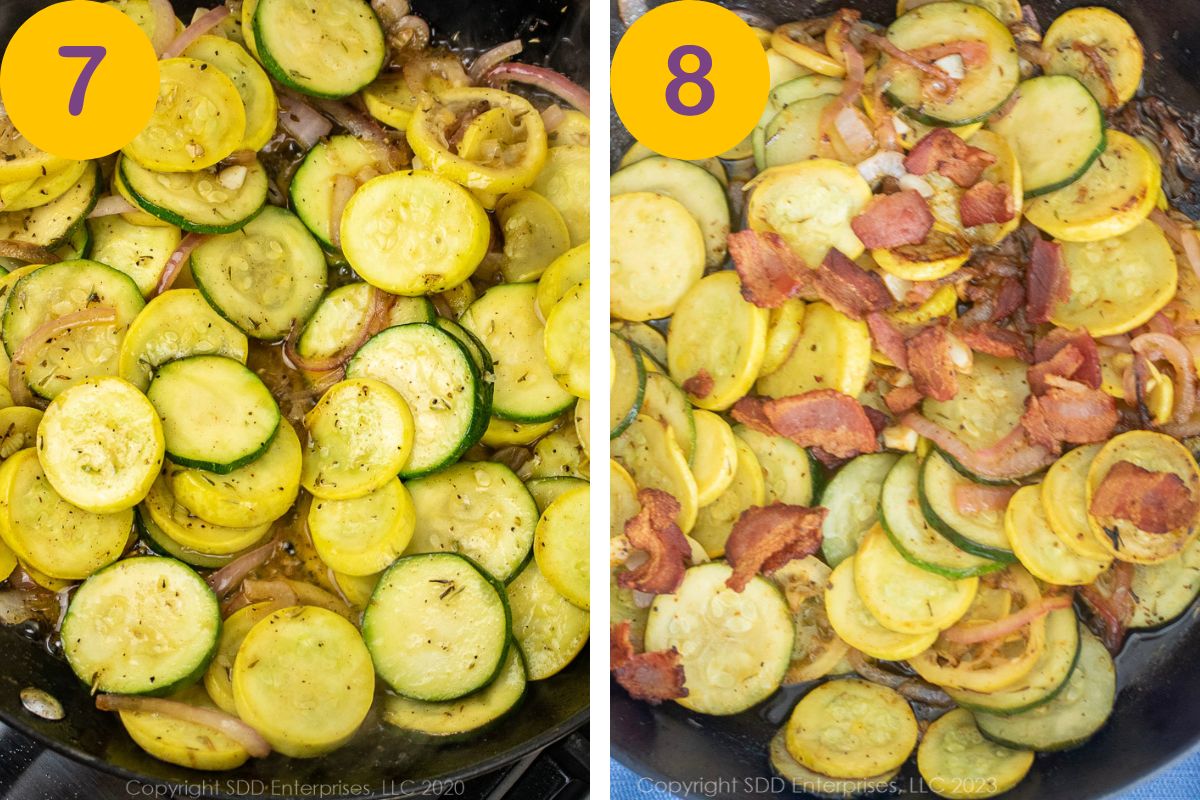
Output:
top-left (665, 44), bottom-right (715, 117)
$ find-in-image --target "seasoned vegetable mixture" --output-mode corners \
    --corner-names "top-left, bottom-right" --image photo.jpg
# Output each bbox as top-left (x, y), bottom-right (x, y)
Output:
top-left (610, 3), bottom-right (1200, 797)
top-left (0, 0), bottom-right (590, 769)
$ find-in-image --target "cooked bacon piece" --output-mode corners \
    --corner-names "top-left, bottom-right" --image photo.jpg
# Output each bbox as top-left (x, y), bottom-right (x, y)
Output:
top-left (954, 483), bottom-right (1019, 514)
top-left (681, 369), bottom-right (714, 399)
top-left (1034, 328), bottom-right (1102, 389)
top-left (1026, 237), bottom-right (1070, 325)
top-left (906, 325), bottom-right (957, 401)
top-left (728, 230), bottom-right (809, 308)
top-left (1021, 382), bottom-right (1118, 451)
top-left (617, 489), bottom-right (691, 595)
top-left (989, 277), bottom-right (1026, 322)
top-left (611, 621), bottom-right (688, 704)
top-left (724, 504), bottom-right (827, 592)
top-left (867, 312), bottom-right (908, 370)
top-left (955, 322), bottom-right (1032, 362)
top-left (959, 181), bottom-right (1016, 227)
top-left (903, 128), bottom-right (997, 188)
top-left (850, 190), bottom-right (934, 249)
top-left (1080, 561), bottom-right (1134, 653)
top-left (1028, 344), bottom-right (1085, 395)
top-left (814, 249), bottom-right (893, 320)
top-left (731, 391), bottom-right (880, 458)
top-left (1090, 460), bottom-right (1200, 533)
top-left (885, 384), bottom-right (923, 414)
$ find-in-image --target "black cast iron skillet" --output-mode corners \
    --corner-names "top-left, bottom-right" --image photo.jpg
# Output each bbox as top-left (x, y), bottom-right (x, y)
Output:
top-left (0, 2), bottom-right (589, 797)
top-left (610, 1), bottom-right (1200, 797)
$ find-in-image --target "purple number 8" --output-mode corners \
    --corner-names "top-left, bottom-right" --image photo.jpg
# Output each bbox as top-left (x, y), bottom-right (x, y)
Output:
top-left (665, 44), bottom-right (715, 117)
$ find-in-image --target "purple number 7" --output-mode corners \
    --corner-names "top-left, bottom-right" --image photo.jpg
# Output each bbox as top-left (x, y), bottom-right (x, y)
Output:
top-left (58, 46), bottom-right (107, 117)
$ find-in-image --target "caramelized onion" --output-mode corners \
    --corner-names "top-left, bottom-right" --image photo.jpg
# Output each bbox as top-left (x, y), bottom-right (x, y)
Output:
top-left (900, 413), bottom-right (1055, 479)
top-left (942, 594), bottom-right (1072, 644)
top-left (161, 6), bottom-right (230, 59)
top-left (469, 39), bottom-right (524, 83)
top-left (155, 232), bottom-right (210, 296)
top-left (1152, 209), bottom-right (1200, 281)
top-left (206, 537), bottom-right (279, 598)
top-left (1131, 331), bottom-right (1197, 423)
top-left (0, 240), bottom-right (60, 265)
top-left (484, 63), bottom-right (591, 116)
top-left (96, 694), bottom-right (271, 758)
top-left (9, 306), bottom-right (117, 408)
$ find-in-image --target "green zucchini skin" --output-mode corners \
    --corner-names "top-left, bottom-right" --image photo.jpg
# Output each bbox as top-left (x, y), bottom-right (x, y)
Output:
top-left (609, 332), bottom-right (646, 439)
top-left (434, 317), bottom-right (495, 451)
top-left (119, 159), bottom-right (267, 235)
top-left (253, 0), bottom-right (385, 99)
top-left (918, 452), bottom-right (1018, 563)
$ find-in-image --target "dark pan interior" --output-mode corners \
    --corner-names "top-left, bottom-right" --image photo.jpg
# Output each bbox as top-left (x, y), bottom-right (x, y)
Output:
top-left (609, 1), bottom-right (1200, 797)
top-left (0, 2), bottom-right (588, 797)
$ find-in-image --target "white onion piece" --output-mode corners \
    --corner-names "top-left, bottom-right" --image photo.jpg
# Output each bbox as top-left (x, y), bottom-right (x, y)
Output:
top-left (160, 6), bottom-right (229, 59)
top-left (898, 173), bottom-right (935, 197)
top-left (933, 54), bottom-right (966, 80)
top-left (880, 272), bottom-right (913, 302)
top-left (541, 104), bottom-right (566, 132)
top-left (834, 106), bottom-right (875, 158)
top-left (87, 195), bottom-right (137, 218)
top-left (856, 150), bottom-right (907, 186)
top-left (96, 694), bottom-right (271, 758)
top-left (328, 175), bottom-right (357, 249)
top-left (277, 93), bottom-right (332, 149)
top-left (469, 39), bottom-right (524, 83)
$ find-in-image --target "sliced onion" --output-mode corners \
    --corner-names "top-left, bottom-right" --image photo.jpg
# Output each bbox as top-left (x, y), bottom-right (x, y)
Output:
top-left (485, 63), bottom-right (590, 116)
top-left (933, 54), bottom-right (965, 80)
top-left (9, 306), bottom-right (117, 407)
top-left (96, 694), bottom-right (271, 758)
top-left (309, 98), bottom-right (405, 169)
top-left (833, 105), bottom-right (876, 159)
top-left (0, 240), bottom-right (60, 265)
top-left (328, 175), bottom-right (357, 249)
top-left (277, 92), bottom-right (333, 150)
top-left (207, 537), bottom-right (279, 598)
top-left (87, 195), bottom-right (137, 219)
top-left (1152, 209), bottom-right (1200, 282)
top-left (387, 15), bottom-right (430, 52)
top-left (942, 594), bottom-right (1072, 644)
top-left (1097, 334), bottom-right (1132, 352)
top-left (954, 483), bottom-right (1018, 514)
top-left (898, 173), bottom-right (934, 197)
top-left (154, 233), bottom-right (210, 296)
top-left (161, 6), bottom-right (229, 59)
top-left (618, 0), bottom-right (650, 27)
top-left (856, 150), bottom-right (907, 186)
top-left (1131, 331), bottom-right (1197, 423)
top-left (900, 413), bottom-right (1055, 480)
top-left (147, 0), bottom-right (178, 56)
top-left (541, 104), bottom-right (566, 132)
top-left (469, 39), bottom-right (524, 83)
top-left (245, 578), bottom-right (354, 620)
top-left (283, 285), bottom-right (389, 373)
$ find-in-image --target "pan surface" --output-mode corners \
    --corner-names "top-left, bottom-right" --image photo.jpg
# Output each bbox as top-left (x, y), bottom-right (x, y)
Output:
top-left (0, 2), bottom-right (589, 797)
top-left (609, 1), bottom-right (1200, 797)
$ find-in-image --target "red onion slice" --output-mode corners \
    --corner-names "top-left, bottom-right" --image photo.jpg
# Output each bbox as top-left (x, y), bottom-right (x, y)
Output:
top-left (96, 694), bottom-right (271, 758)
top-left (206, 537), bottom-right (279, 598)
top-left (9, 306), bottom-right (117, 407)
top-left (154, 232), bottom-right (210, 296)
top-left (283, 285), bottom-right (389, 373)
top-left (161, 6), bottom-right (230, 60)
top-left (0, 240), bottom-right (60, 265)
top-left (484, 63), bottom-right (590, 116)
top-left (941, 594), bottom-right (1072, 644)
top-left (469, 39), bottom-right (524, 83)
top-left (900, 412), bottom-right (1055, 479)
top-left (277, 92), bottom-right (333, 150)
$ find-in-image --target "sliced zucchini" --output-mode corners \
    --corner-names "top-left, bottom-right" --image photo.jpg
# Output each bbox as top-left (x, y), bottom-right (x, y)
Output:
top-left (0, 406), bottom-right (39, 460)
top-left (881, 455), bottom-right (1004, 579)
top-left (461, 283), bottom-right (574, 423)
top-left (2, 160), bottom-right (88, 213)
top-left (204, 601), bottom-right (277, 714)
top-left (0, 449), bottom-right (131, 580)
top-left (182, 35), bottom-right (277, 152)
top-left (168, 418), bottom-right (301, 529)
top-left (610, 321), bottom-right (668, 368)
top-left (87, 215), bottom-right (181, 296)
top-left (117, 684), bottom-right (250, 771)
top-left (297, 283), bottom-right (432, 364)
top-left (919, 451), bottom-right (1016, 562)
top-left (120, 156), bottom-right (268, 234)
top-left (768, 728), bottom-right (898, 799)
top-left (609, 156), bottom-right (731, 267)
top-left (143, 474), bottom-right (273, 555)
top-left (346, 324), bottom-right (481, 477)
top-left (136, 507), bottom-right (256, 570)
top-left (734, 425), bottom-right (816, 507)
top-left (639, 370), bottom-right (695, 464)
top-left (483, 416), bottom-right (558, 448)
top-left (253, 0), bottom-right (384, 98)
top-left (543, 280), bottom-right (589, 399)
top-left (917, 708), bottom-right (1033, 799)
top-left (761, 299), bottom-right (806, 376)
top-left (364, 552), bottom-right (510, 700)
top-left (609, 192), bottom-right (705, 321)
top-left (290, 136), bottom-right (387, 250)
top-left (233, 605), bottom-right (375, 757)
top-left (975, 631), bottom-right (1115, 751)
top-left (533, 486), bottom-right (588, 610)
top-left (506, 558), bottom-right (589, 680)
top-left (383, 645), bottom-right (526, 737)
top-left (873, 227), bottom-right (972, 282)
top-left (762, 94), bottom-right (838, 169)
top-left (526, 422), bottom-right (589, 480)
top-left (148, 355), bottom-right (280, 473)
top-left (1006, 485), bottom-right (1109, 585)
top-left (786, 679), bottom-right (918, 779)
top-left (309, 477), bottom-right (415, 576)
top-left (645, 563), bottom-right (793, 715)
top-left (301, 377), bottom-right (414, 500)
top-left (820, 453), bottom-right (899, 566)
top-left (530, 145), bottom-right (589, 246)
top-left (771, 557), bottom-right (850, 684)
top-left (689, 437), bottom-right (766, 558)
top-left (536, 242), bottom-right (588, 320)
top-left (1042, 6), bottom-right (1143, 110)
top-left (525, 476), bottom-right (589, 513)
top-left (405, 461), bottom-right (537, 583)
top-left (0, 162), bottom-right (98, 249)
top-left (1042, 443), bottom-right (1113, 562)
top-left (36, 377), bottom-right (164, 514)
top-left (613, 415), bottom-right (700, 534)
top-left (609, 332), bottom-right (646, 439)
top-left (494, 190), bottom-right (571, 282)
top-left (432, 316), bottom-right (494, 450)
top-left (117, 288), bottom-right (248, 392)
top-left (1129, 535), bottom-right (1200, 628)
top-left (691, 410), bottom-right (738, 506)
top-left (62, 556), bottom-right (219, 694)
top-left (757, 302), bottom-right (872, 398)
top-left (619, 141), bottom-right (727, 186)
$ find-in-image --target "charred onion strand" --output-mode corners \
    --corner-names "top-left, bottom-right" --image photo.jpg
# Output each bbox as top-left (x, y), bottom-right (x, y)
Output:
top-left (9, 306), bottom-right (117, 408)
top-left (1071, 41), bottom-right (1119, 108)
top-left (155, 233), bottom-right (210, 296)
top-left (0, 240), bottom-right (60, 265)
top-left (161, 6), bottom-right (230, 59)
top-left (942, 594), bottom-right (1072, 644)
top-left (484, 63), bottom-right (591, 116)
top-left (95, 694), bottom-right (271, 758)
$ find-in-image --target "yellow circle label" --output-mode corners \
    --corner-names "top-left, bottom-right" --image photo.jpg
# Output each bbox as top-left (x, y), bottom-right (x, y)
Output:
top-left (1, 1), bottom-right (159, 160)
top-left (611, 0), bottom-right (769, 160)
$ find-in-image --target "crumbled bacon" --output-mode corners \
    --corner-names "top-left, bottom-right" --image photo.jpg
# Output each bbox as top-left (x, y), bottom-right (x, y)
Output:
top-left (723, 504), bottom-right (827, 592)
top-left (728, 230), bottom-right (808, 308)
top-left (1090, 460), bottom-right (1200, 533)
top-left (617, 489), bottom-right (692, 595)
top-left (731, 391), bottom-right (880, 458)
top-left (850, 190), bottom-right (934, 249)
top-left (867, 312), bottom-right (909, 370)
top-left (681, 369), bottom-right (714, 399)
top-left (1029, 329), bottom-right (1102, 393)
top-left (814, 249), bottom-right (893, 320)
top-left (906, 325), bottom-right (958, 401)
top-left (884, 384), bottom-right (923, 414)
top-left (903, 128), bottom-right (997, 188)
top-left (1021, 381), bottom-right (1118, 451)
top-left (1025, 237), bottom-right (1069, 325)
top-left (991, 278), bottom-right (1026, 322)
top-left (1079, 561), bottom-right (1134, 654)
top-left (959, 181), bottom-right (1016, 227)
top-left (611, 621), bottom-right (688, 704)
top-left (955, 322), bottom-right (1032, 362)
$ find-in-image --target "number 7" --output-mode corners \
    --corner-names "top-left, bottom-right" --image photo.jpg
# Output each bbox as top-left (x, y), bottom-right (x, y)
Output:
top-left (58, 46), bottom-right (107, 117)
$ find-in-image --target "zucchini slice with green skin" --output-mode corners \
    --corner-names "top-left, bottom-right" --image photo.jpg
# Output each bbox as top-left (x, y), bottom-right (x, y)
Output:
top-left (183, 35), bottom-right (277, 153)
top-left (506, 558), bottom-right (589, 680)
top-left (253, 0), bottom-right (384, 99)
top-left (364, 552), bottom-right (511, 701)
top-left (1129, 534), bottom-right (1200, 628)
top-left (880, 455), bottom-right (1005, 579)
top-left (289, 136), bottom-right (381, 249)
top-left (0, 449), bottom-right (132, 581)
top-left (296, 283), bottom-right (433, 365)
top-left (190, 205), bottom-right (327, 340)
top-left (119, 156), bottom-right (268, 234)
top-left (233, 605), bottom-right (375, 757)
top-left (975, 630), bottom-right (1115, 751)
top-left (136, 507), bottom-right (254, 570)
top-left (148, 355), bottom-right (280, 474)
top-left (768, 728), bottom-right (899, 799)
top-left (820, 452), bottom-right (898, 567)
top-left (919, 451), bottom-right (1017, 562)
top-left (526, 475), bottom-right (588, 513)
top-left (0, 161), bottom-right (99, 248)
top-left (308, 477), bottom-right (415, 576)
top-left (533, 485), bottom-right (589, 610)
top-left (87, 215), bottom-right (181, 297)
top-left (609, 332), bottom-right (646, 439)
top-left (734, 425), bottom-right (816, 506)
top-left (645, 563), bottom-right (792, 715)
top-left (987, 75), bottom-right (1106, 197)
top-left (884, 2), bottom-right (1020, 127)
top-left (461, 283), bottom-right (575, 423)
top-left (406, 461), bottom-right (537, 583)
top-left (382, 644), bottom-right (526, 738)
top-left (346, 323), bottom-right (482, 477)
top-left (434, 317), bottom-right (494, 450)
top-left (62, 556), bottom-right (220, 695)
top-left (917, 708), bottom-right (1033, 799)
top-left (640, 370), bottom-right (696, 464)
top-left (947, 607), bottom-right (1081, 716)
